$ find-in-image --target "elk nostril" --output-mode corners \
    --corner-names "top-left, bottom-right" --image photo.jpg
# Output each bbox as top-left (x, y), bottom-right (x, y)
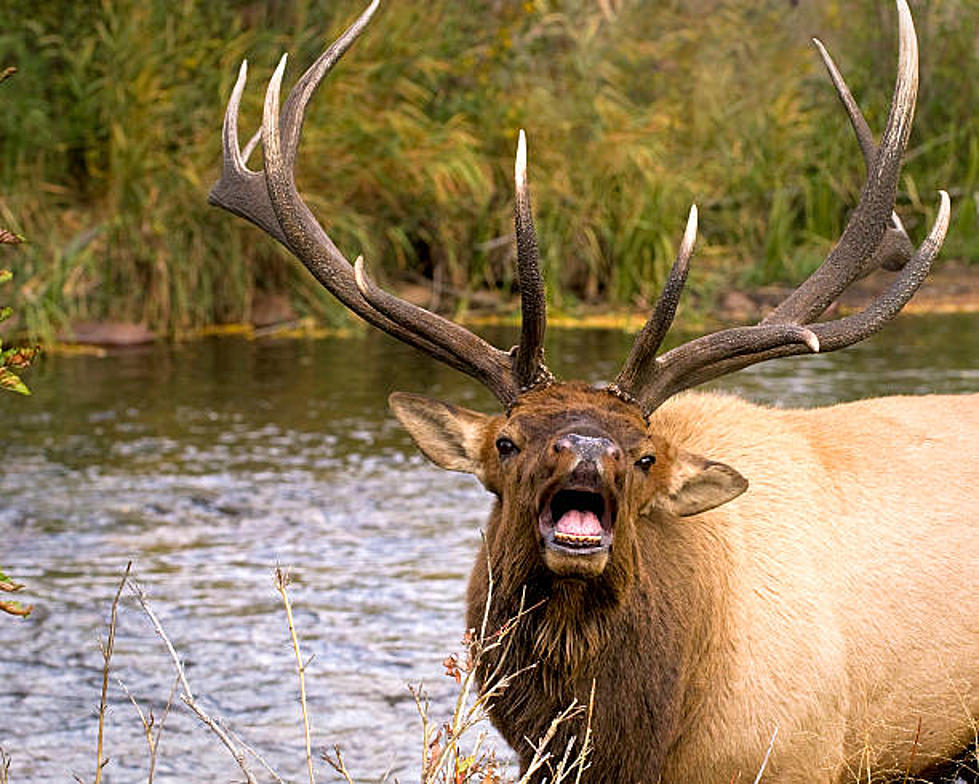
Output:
top-left (554, 437), bottom-right (572, 454)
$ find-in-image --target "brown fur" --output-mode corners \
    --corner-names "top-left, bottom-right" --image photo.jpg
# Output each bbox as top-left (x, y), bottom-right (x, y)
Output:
top-left (391, 384), bottom-right (979, 783)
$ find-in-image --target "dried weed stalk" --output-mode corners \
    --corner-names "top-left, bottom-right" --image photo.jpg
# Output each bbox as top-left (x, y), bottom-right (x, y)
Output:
top-left (129, 578), bottom-right (263, 784)
top-left (67, 562), bottom-right (979, 784)
top-left (752, 724), bottom-right (779, 784)
top-left (275, 567), bottom-right (317, 784)
top-left (396, 549), bottom-right (593, 784)
top-left (92, 561), bottom-right (132, 784)
top-left (117, 673), bottom-right (178, 784)
top-left (112, 555), bottom-right (595, 784)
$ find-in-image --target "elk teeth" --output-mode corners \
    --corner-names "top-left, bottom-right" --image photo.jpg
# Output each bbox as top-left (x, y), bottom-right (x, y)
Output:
top-left (554, 532), bottom-right (602, 546)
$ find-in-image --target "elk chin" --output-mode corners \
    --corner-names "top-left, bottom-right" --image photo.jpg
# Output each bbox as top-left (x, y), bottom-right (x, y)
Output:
top-left (538, 488), bottom-right (616, 579)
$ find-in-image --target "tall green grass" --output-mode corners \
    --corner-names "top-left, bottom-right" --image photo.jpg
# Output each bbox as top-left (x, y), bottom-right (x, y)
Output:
top-left (1, 0), bottom-right (977, 337)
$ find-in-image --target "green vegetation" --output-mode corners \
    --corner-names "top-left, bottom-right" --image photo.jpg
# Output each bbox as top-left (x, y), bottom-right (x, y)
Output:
top-left (0, 0), bottom-right (977, 338)
top-left (0, 268), bottom-right (38, 396)
top-left (0, 66), bottom-right (38, 393)
top-left (2, 66), bottom-right (37, 619)
top-left (0, 214), bottom-right (37, 397)
top-left (0, 568), bottom-right (32, 618)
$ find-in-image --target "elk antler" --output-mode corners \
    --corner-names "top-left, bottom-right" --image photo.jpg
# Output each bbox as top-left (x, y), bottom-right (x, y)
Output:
top-left (209, 1), bottom-right (551, 408)
top-left (811, 38), bottom-right (915, 274)
top-left (612, 0), bottom-right (950, 416)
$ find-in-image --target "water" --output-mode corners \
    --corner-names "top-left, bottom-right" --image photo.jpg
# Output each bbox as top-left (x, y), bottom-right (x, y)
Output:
top-left (1, 314), bottom-right (977, 783)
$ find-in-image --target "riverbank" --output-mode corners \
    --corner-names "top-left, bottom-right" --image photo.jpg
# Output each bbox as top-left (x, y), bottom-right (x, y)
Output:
top-left (713, 260), bottom-right (979, 323)
top-left (40, 259), bottom-right (979, 351)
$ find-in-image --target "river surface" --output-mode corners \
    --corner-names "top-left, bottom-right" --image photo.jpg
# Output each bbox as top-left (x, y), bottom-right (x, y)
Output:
top-left (1, 315), bottom-right (977, 783)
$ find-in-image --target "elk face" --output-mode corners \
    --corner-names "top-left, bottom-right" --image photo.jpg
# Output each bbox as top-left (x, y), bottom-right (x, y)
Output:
top-left (390, 383), bottom-right (748, 580)
top-left (497, 384), bottom-right (643, 578)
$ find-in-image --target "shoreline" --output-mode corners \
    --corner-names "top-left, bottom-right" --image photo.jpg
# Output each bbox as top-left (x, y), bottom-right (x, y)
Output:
top-left (38, 260), bottom-right (979, 352)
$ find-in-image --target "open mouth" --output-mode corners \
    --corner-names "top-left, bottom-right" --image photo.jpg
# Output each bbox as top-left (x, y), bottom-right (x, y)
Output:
top-left (539, 486), bottom-right (616, 555)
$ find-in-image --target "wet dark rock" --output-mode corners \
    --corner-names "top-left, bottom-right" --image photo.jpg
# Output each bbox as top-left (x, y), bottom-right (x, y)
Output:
top-left (60, 321), bottom-right (156, 346)
top-left (250, 292), bottom-right (297, 328)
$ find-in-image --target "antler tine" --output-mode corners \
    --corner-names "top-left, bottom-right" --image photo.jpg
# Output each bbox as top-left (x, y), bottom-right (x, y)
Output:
top-left (210, 60), bottom-right (290, 246)
top-left (637, 191), bottom-right (950, 413)
top-left (811, 190), bottom-right (949, 349)
top-left (612, 205), bottom-right (697, 397)
top-left (277, 0), bottom-right (380, 171)
top-left (512, 130), bottom-right (551, 391)
top-left (811, 38), bottom-right (876, 167)
top-left (210, 2), bottom-right (380, 245)
top-left (812, 37), bottom-right (914, 274)
top-left (262, 46), bottom-right (523, 404)
top-left (762, 0), bottom-right (918, 326)
top-left (347, 132), bottom-right (555, 402)
top-left (208, 0), bottom-right (379, 241)
top-left (209, 9), bottom-right (434, 336)
top-left (627, 324), bottom-right (820, 414)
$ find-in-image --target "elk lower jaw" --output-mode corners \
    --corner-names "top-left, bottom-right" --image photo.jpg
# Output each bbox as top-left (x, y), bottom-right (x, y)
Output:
top-left (538, 488), bottom-right (615, 578)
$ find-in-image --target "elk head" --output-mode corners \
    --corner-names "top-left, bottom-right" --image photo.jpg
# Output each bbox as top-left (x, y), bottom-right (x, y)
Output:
top-left (388, 383), bottom-right (748, 583)
top-left (209, 0), bottom-right (949, 586)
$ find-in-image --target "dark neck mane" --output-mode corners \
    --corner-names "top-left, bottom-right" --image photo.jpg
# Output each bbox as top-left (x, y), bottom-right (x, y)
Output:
top-left (469, 525), bottom-right (724, 781)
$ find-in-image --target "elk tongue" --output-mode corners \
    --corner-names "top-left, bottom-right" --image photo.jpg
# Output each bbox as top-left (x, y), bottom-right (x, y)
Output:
top-left (555, 509), bottom-right (603, 537)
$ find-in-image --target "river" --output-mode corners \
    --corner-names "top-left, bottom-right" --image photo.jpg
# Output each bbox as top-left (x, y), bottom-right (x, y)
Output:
top-left (1, 314), bottom-right (977, 782)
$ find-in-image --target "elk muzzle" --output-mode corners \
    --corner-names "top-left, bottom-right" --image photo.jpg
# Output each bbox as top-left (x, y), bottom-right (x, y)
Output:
top-left (538, 433), bottom-right (621, 578)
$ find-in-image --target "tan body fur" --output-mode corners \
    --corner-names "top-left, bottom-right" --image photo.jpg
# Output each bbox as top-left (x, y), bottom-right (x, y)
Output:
top-left (394, 386), bottom-right (979, 783)
top-left (649, 391), bottom-right (979, 782)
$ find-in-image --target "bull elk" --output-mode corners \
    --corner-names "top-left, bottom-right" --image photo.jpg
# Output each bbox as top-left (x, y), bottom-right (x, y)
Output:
top-left (209, 1), bottom-right (978, 781)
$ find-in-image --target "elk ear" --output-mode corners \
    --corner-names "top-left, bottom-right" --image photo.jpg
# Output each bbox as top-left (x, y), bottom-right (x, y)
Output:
top-left (669, 451), bottom-right (748, 517)
top-left (389, 392), bottom-right (491, 479)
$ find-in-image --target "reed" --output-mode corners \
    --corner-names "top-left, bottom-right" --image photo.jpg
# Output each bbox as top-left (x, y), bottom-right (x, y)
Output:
top-left (0, 0), bottom-right (976, 338)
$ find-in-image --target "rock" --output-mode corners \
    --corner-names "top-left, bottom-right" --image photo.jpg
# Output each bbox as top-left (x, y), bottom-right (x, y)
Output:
top-left (60, 321), bottom-right (156, 346)
top-left (250, 292), bottom-right (297, 328)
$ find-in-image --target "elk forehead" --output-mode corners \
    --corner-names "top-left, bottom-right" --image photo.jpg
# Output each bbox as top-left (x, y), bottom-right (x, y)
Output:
top-left (505, 383), bottom-right (648, 450)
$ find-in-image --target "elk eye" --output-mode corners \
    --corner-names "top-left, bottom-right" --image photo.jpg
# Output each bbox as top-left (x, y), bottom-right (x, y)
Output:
top-left (635, 454), bottom-right (656, 473)
top-left (495, 437), bottom-right (520, 459)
